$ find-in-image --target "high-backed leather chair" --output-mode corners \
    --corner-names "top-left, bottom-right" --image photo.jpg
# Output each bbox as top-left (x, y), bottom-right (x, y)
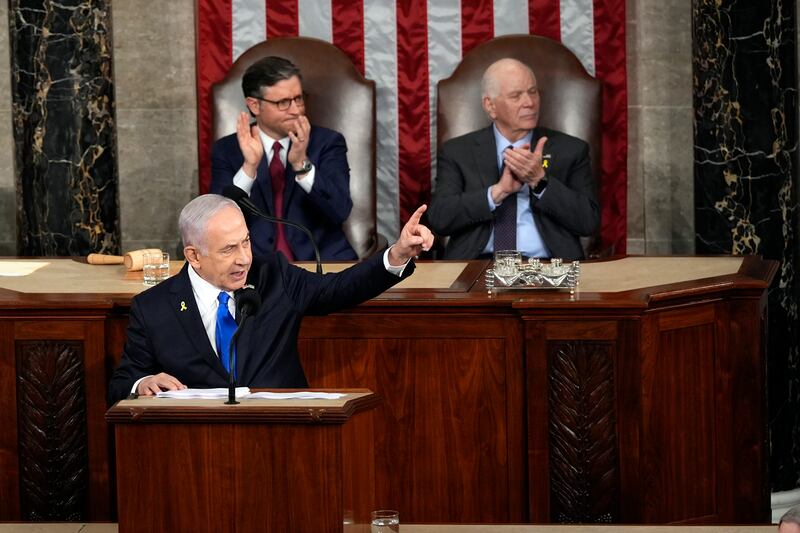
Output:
top-left (437, 34), bottom-right (603, 256)
top-left (212, 37), bottom-right (380, 259)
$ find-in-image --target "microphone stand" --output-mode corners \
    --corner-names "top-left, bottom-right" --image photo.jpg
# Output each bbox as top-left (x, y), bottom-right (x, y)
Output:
top-left (249, 211), bottom-right (323, 274)
top-left (225, 312), bottom-right (253, 405)
top-left (223, 186), bottom-right (323, 274)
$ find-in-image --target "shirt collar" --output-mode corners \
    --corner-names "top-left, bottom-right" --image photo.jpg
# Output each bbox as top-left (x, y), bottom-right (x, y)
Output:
top-left (493, 124), bottom-right (533, 152)
top-left (257, 127), bottom-right (290, 153)
top-left (187, 263), bottom-right (233, 306)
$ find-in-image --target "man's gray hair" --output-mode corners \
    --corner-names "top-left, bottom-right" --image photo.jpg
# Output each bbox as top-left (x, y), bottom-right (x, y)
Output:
top-left (179, 194), bottom-right (242, 253)
top-left (481, 58), bottom-right (535, 99)
top-left (781, 506), bottom-right (800, 525)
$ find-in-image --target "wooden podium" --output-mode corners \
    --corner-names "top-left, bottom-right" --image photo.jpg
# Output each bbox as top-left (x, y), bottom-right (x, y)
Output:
top-left (106, 390), bottom-right (379, 532)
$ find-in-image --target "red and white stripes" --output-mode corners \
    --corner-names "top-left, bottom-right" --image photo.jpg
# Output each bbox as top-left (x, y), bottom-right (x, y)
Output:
top-left (196, 0), bottom-right (627, 252)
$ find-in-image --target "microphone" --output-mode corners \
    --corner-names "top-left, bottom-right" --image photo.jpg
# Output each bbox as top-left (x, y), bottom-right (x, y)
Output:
top-left (235, 284), bottom-right (261, 318)
top-left (225, 284), bottom-right (261, 405)
top-left (222, 185), bottom-right (323, 274)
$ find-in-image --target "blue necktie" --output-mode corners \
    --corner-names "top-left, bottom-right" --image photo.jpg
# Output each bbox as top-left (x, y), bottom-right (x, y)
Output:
top-left (494, 146), bottom-right (517, 251)
top-left (215, 292), bottom-right (237, 377)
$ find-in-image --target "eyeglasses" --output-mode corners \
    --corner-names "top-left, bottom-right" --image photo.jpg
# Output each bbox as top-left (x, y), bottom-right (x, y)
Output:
top-left (251, 93), bottom-right (306, 111)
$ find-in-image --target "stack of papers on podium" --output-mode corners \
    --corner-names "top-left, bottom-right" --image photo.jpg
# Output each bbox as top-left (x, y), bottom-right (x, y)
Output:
top-left (246, 391), bottom-right (345, 400)
top-left (156, 387), bottom-right (250, 399)
top-left (154, 388), bottom-right (345, 400)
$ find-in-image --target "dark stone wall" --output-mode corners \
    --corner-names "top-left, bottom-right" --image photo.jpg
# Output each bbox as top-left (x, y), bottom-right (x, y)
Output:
top-left (10, 0), bottom-right (119, 256)
top-left (693, 0), bottom-right (800, 490)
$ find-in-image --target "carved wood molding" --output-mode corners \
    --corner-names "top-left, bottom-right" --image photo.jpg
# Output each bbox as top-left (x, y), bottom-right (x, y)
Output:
top-left (16, 340), bottom-right (88, 521)
top-left (548, 341), bottom-right (618, 523)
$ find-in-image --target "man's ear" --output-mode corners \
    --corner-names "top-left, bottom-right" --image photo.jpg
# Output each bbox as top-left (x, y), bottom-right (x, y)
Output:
top-left (184, 246), bottom-right (200, 268)
top-left (482, 96), bottom-right (496, 120)
top-left (245, 97), bottom-right (260, 118)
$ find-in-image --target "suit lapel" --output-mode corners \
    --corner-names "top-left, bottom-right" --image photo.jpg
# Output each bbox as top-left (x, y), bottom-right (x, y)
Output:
top-left (473, 126), bottom-right (500, 188)
top-left (282, 138), bottom-right (303, 212)
top-left (252, 155), bottom-right (275, 215)
top-left (233, 263), bottom-right (263, 382)
top-left (233, 313), bottom-right (252, 383)
top-left (169, 265), bottom-right (228, 380)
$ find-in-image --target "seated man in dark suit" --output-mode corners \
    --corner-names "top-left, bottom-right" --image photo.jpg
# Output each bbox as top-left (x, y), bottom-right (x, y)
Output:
top-left (427, 58), bottom-right (599, 260)
top-left (211, 56), bottom-right (357, 260)
top-left (108, 194), bottom-right (433, 404)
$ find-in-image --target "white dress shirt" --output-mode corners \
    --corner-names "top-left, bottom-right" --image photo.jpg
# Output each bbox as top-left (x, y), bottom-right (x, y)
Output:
top-left (232, 128), bottom-right (316, 195)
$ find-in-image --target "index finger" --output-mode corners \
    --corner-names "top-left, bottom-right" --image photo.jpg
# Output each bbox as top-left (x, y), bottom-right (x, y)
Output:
top-left (289, 118), bottom-right (304, 136)
top-left (406, 204), bottom-right (427, 226)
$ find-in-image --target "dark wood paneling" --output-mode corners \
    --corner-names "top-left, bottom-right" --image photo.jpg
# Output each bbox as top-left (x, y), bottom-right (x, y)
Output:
top-left (341, 408), bottom-right (376, 525)
top-left (725, 296), bottom-right (770, 521)
top-left (547, 341), bottom-right (618, 523)
top-left (641, 309), bottom-right (717, 522)
top-left (16, 340), bottom-right (88, 521)
top-left (0, 320), bottom-right (20, 519)
top-left (616, 318), bottom-right (644, 523)
top-left (300, 315), bottom-right (526, 524)
top-left (526, 319), bottom-right (550, 523)
top-left (82, 320), bottom-right (112, 521)
top-left (1, 317), bottom-right (112, 522)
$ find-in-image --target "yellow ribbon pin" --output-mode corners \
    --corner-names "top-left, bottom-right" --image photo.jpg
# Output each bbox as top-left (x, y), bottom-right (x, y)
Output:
top-left (542, 159), bottom-right (549, 169)
top-left (180, 301), bottom-right (188, 312)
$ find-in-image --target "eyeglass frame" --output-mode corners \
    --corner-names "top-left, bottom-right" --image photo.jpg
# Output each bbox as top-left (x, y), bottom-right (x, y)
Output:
top-left (250, 93), bottom-right (307, 111)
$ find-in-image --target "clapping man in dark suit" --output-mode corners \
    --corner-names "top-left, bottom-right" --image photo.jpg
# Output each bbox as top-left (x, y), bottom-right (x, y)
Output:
top-left (108, 194), bottom-right (433, 404)
top-left (428, 58), bottom-right (599, 260)
top-left (211, 56), bottom-right (357, 261)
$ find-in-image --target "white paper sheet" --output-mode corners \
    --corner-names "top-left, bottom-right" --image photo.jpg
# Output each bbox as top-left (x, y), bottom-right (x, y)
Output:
top-left (155, 387), bottom-right (250, 399)
top-left (245, 391), bottom-right (346, 400)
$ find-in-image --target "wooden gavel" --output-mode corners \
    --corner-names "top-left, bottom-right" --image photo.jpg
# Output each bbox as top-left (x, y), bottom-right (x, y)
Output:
top-left (87, 248), bottom-right (163, 271)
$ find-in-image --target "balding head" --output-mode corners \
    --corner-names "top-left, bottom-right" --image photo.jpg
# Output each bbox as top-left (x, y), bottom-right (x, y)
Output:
top-left (481, 58), bottom-right (536, 100)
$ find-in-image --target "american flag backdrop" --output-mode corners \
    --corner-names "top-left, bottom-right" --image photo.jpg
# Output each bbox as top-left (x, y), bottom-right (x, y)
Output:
top-left (196, 0), bottom-right (627, 252)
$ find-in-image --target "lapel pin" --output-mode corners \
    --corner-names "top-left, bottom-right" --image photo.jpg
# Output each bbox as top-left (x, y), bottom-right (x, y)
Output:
top-left (542, 154), bottom-right (552, 169)
top-left (180, 301), bottom-right (188, 312)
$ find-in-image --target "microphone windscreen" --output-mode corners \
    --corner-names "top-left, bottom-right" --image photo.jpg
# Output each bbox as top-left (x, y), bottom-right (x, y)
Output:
top-left (235, 284), bottom-right (261, 317)
top-left (222, 185), bottom-right (248, 203)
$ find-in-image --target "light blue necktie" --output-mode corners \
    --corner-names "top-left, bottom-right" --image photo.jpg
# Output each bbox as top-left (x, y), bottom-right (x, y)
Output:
top-left (215, 292), bottom-right (237, 377)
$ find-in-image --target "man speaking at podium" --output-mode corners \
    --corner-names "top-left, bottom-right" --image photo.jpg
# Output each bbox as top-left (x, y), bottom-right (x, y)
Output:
top-left (108, 194), bottom-right (433, 404)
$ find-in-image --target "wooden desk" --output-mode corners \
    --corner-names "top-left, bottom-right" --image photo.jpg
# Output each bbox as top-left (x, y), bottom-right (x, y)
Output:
top-left (0, 256), bottom-right (777, 525)
top-left (107, 390), bottom-right (379, 532)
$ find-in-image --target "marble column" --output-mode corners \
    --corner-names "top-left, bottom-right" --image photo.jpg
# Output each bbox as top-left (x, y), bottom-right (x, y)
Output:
top-left (10, 0), bottom-right (119, 256)
top-left (693, 1), bottom-right (800, 490)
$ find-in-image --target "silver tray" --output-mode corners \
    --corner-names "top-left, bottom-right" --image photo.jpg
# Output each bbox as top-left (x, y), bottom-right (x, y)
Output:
top-left (485, 258), bottom-right (580, 293)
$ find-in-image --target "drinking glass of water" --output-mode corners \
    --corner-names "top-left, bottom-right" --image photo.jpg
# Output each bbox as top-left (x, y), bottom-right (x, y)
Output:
top-left (142, 252), bottom-right (170, 286)
top-left (371, 509), bottom-right (399, 532)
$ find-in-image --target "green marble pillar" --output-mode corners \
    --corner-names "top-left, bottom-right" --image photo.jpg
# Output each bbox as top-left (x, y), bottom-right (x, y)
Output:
top-left (11, 0), bottom-right (119, 256)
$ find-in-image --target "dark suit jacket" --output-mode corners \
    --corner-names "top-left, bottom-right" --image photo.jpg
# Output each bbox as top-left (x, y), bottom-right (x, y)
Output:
top-left (211, 125), bottom-right (357, 260)
top-left (427, 126), bottom-right (599, 260)
top-left (108, 252), bottom-right (411, 404)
